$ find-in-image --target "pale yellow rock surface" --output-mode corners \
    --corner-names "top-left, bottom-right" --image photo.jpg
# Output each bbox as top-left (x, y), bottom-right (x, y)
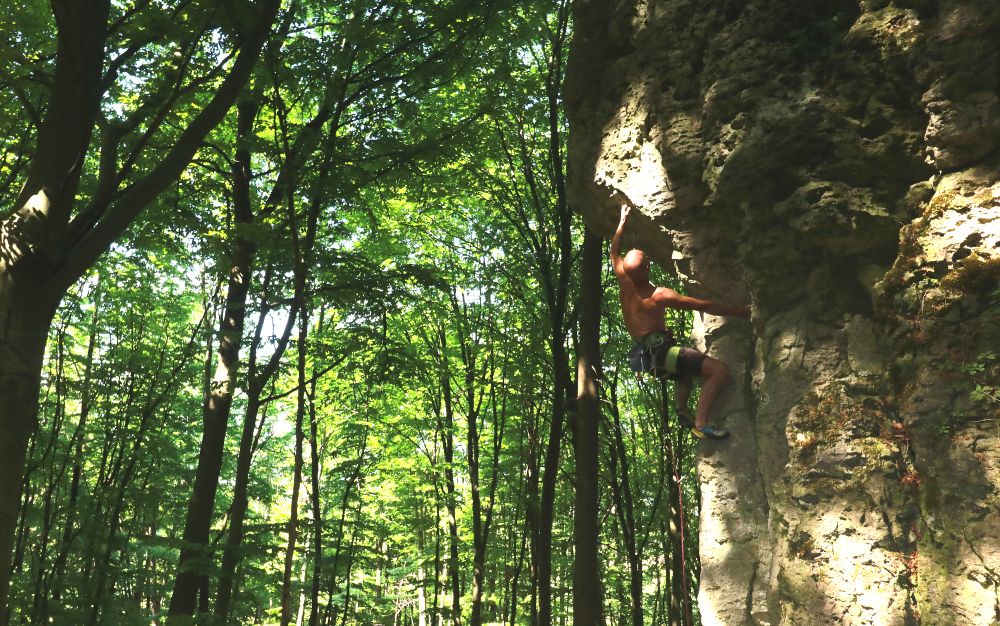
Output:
top-left (566, 0), bottom-right (1000, 623)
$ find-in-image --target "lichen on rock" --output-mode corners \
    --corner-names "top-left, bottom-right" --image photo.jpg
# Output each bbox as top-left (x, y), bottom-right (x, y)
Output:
top-left (566, 0), bottom-right (1000, 623)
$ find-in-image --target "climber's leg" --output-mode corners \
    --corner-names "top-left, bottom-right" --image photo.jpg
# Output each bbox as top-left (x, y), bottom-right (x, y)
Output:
top-left (692, 356), bottom-right (729, 437)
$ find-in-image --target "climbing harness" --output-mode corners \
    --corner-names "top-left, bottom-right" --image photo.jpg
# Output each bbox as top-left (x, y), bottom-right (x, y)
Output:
top-left (628, 330), bottom-right (682, 379)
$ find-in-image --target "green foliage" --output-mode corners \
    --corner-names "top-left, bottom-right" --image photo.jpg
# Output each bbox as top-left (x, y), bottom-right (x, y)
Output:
top-left (7, 1), bottom-right (702, 625)
top-left (967, 351), bottom-right (1000, 415)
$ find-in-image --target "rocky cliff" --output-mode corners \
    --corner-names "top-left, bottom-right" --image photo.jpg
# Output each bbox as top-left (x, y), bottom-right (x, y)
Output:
top-left (565, 1), bottom-right (1000, 624)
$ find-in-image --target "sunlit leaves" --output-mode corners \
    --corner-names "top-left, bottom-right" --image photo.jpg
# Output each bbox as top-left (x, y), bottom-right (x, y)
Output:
top-left (7, 1), bottom-right (685, 624)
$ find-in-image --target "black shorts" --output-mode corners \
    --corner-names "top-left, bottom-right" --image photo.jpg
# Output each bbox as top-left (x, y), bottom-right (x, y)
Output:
top-left (628, 332), bottom-right (707, 381)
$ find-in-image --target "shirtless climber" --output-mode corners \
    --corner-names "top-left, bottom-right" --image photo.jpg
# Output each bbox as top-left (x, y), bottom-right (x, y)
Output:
top-left (611, 203), bottom-right (750, 439)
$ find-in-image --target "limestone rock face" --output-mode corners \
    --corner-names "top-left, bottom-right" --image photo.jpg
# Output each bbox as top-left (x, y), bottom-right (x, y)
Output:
top-left (565, 1), bottom-right (1000, 624)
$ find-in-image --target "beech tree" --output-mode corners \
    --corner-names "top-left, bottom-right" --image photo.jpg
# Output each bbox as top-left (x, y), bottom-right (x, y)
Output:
top-left (0, 0), bottom-right (281, 610)
top-left (3, 2), bottom-right (707, 624)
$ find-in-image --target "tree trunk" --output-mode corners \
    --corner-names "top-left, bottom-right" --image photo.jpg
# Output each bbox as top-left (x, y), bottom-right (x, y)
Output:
top-left (0, 0), bottom-right (110, 612)
top-left (537, 318), bottom-right (572, 626)
top-left (607, 385), bottom-right (642, 626)
top-left (662, 388), bottom-right (683, 626)
top-left (673, 426), bottom-right (693, 626)
top-left (308, 310), bottom-right (326, 626)
top-left (320, 431), bottom-right (367, 626)
top-left (0, 287), bottom-right (60, 620)
top-left (0, 0), bottom-right (278, 613)
top-left (337, 520), bottom-right (361, 626)
top-left (533, 3), bottom-right (572, 619)
top-left (466, 367), bottom-right (486, 626)
top-left (281, 300), bottom-right (309, 626)
top-left (417, 503), bottom-right (428, 626)
top-left (432, 482), bottom-right (442, 626)
top-left (508, 520), bottom-right (528, 626)
top-left (214, 272), bottom-right (298, 617)
top-left (213, 106), bottom-right (309, 612)
top-left (212, 383), bottom-right (268, 618)
top-left (281, 185), bottom-right (323, 624)
top-left (436, 333), bottom-right (463, 626)
top-left (450, 293), bottom-right (504, 626)
top-left (573, 228), bottom-right (603, 625)
top-left (168, 98), bottom-right (260, 617)
top-left (525, 406), bottom-right (541, 626)
top-left (49, 288), bottom-right (101, 607)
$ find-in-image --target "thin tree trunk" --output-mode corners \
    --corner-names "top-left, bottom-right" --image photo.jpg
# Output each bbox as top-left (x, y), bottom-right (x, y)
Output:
top-left (281, 301), bottom-right (309, 626)
top-left (281, 187), bottom-right (322, 624)
top-left (29, 323), bottom-right (70, 625)
top-left (607, 385), bottom-right (642, 626)
top-left (213, 384), bottom-right (269, 619)
top-left (444, 414), bottom-right (462, 626)
top-left (661, 391), bottom-right (688, 626)
top-left (49, 287), bottom-right (101, 607)
top-left (337, 518), bottom-right (361, 626)
top-left (537, 344), bottom-right (571, 626)
top-left (277, 35), bottom-right (340, 619)
top-left (418, 501), bottom-right (428, 626)
top-left (217, 10), bottom-right (355, 614)
top-left (526, 404), bottom-right (541, 626)
top-left (435, 328), bottom-right (463, 626)
top-left (433, 481), bottom-right (442, 626)
top-left (307, 310), bottom-right (326, 626)
top-left (530, 2), bottom-right (572, 620)
top-left (574, 229), bottom-right (603, 624)
top-left (215, 267), bottom-right (300, 620)
top-left (296, 528), bottom-right (311, 626)
top-left (280, 501), bottom-right (302, 624)
top-left (320, 432), bottom-right (367, 626)
top-left (667, 450), bottom-right (683, 626)
top-left (466, 360), bottom-right (487, 626)
top-left (168, 97), bottom-right (260, 617)
top-left (451, 293), bottom-right (504, 626)
top-left (508, 515), bottom-right (529, 626)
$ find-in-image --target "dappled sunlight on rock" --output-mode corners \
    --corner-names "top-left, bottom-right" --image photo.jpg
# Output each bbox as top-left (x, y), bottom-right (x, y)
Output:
top-left (566, 0), bottom-right (1000, 623)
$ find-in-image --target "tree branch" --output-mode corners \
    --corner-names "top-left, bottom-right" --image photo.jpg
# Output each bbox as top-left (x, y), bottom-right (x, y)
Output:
top-left (50, 0), bottom-right (282, 291)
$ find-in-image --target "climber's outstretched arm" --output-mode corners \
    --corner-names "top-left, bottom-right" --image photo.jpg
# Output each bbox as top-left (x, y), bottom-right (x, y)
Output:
top-left (654, 288), bottom-right (750, 318)
top-left (610, 203), bottom-right (630, 277)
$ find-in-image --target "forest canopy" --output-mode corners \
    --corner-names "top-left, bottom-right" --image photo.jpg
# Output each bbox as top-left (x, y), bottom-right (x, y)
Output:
top-left (0, 1), bottom-right (702, 625)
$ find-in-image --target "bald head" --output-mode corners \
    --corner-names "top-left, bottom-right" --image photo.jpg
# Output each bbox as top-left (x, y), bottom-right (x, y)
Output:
top-left (623, 249), bottom-right (650, 283)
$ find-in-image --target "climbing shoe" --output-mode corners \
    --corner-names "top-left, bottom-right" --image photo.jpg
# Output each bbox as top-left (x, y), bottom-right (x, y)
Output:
top-left (692, 424), bottom-right (729, 440)
top-left (676, 408), bottom-right (694, 429)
